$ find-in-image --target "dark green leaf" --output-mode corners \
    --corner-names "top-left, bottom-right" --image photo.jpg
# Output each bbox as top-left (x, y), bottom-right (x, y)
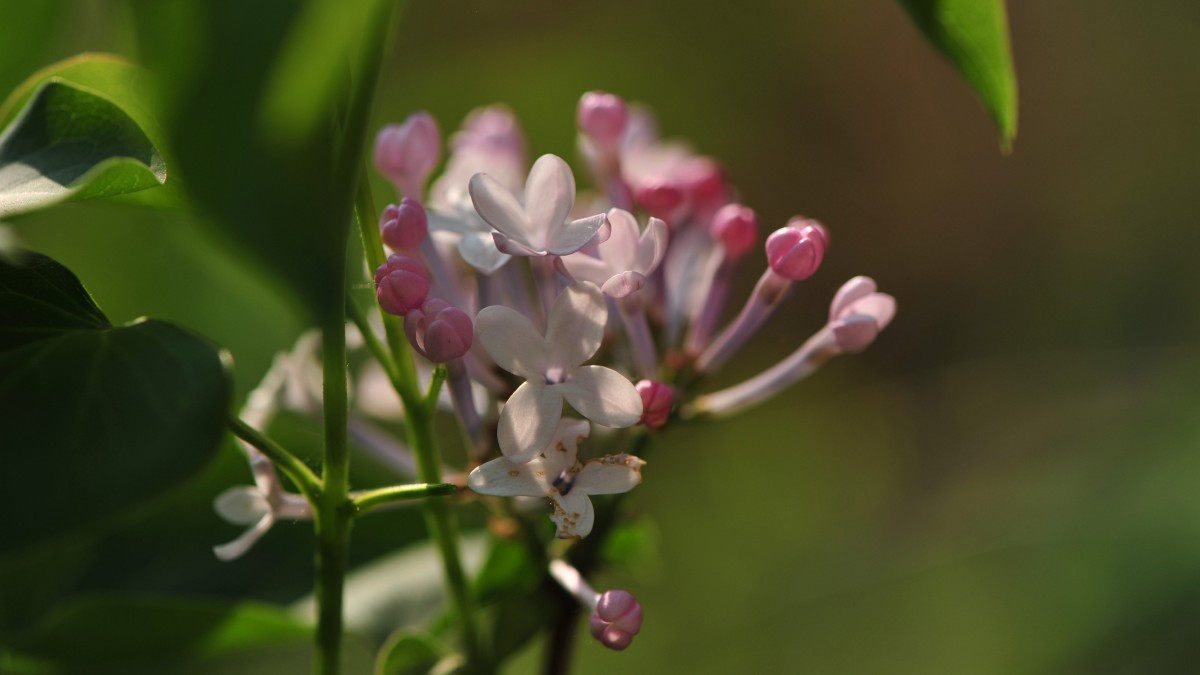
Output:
top-left (0, 81), bottom-right (167, 218)
top-left (0, 250), bottom-right (230, 557)
top-left (0, 2), bottom-right (65, 99)
top-left (3, 594), bottom-right (311, 674)
top-left (473, 537), bottom-right (542, 606)
top-left (897, 0), bottom-right (1018, 148)
top-left (375, 632), bottom-right (444, 675)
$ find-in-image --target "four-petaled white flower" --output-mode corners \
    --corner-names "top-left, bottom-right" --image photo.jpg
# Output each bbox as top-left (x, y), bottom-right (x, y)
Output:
top-left (559, 208), bottom-right (668, 298)
top-left (468, 419), bottom-right (645, 539)
top-left (475, 282), bottom-right (643, 462)
top-left (213, 451), bottom-right (312, 561)
top-left (469, 154), bottom-right (610, 257)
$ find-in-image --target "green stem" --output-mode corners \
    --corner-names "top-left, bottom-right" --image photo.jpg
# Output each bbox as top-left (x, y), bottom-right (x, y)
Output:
top-left (315, 310), bottom-right (352, 675)
top-left (425, 365), bottom-right (447, 411)
top-left (353, 482), bottom-right (458, 515)
top-left (354, 171), bottom-right (483, 670)
top-left (227, 415), bottom-right (322, 503)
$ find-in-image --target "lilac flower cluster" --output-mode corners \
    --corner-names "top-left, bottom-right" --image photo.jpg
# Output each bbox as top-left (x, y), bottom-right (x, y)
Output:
top-left (218, 91), bottom-right (894, 651)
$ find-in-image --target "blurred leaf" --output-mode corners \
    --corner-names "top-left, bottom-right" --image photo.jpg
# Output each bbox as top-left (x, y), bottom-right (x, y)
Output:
top-left (1, 594), bottom-right (311, 674)
top-left (0, 250), bottom-right (231, 557)
top-left (127, 0), bottom-right (384, 323)
top-left (261, 0), bottom-right (396, 146)
top-left (375, 631), bottom-right (443, 675)
top-left (0, 81), bottom-right (167, 218)
top-left (473, 537), bottom-right (542, 606)
top-left (600, 518), bottom-right (661, 576)
top-left (897, 0), bottom-right (1018, 148)
top-left (0, 1), bottom-right (64, 98)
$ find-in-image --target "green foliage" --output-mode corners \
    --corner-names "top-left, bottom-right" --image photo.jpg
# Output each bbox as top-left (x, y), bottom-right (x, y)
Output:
top-left (0, 81), bottom-right (166, 218)
top-left (374, 631), bottom-right (444, 675)
top-left (0, 250), bottom-right (231, 557)
top-left (898, 0), bottom-right (1018, 147)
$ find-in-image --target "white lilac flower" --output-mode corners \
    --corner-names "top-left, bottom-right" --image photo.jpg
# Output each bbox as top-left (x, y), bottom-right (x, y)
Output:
top-left (467, 419), bottom-right (645, 539)
top-left (558, 208), bottom-right (667, 298)
top-left (213, 469), bottom-right (312, 561)
top-left (475, 282), bottom-right (642, 461)
top-left (469, 154), bottom-right (609, 258)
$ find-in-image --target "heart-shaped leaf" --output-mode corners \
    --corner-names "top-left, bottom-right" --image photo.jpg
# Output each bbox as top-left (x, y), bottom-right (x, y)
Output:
top-left (0, 81), bottom-right (167, 218)
top-left (897, 0), bottom-right (1018, 148)
top-left (0, 251), bottom-right (230, 557)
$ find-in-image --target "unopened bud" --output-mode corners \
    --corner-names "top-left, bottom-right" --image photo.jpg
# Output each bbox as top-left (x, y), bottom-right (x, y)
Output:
top-left (577, 91), bottom-right (630, 149)
top-left (374, 254), bottom-right (430, 316)
top-left (374, 112), bottom-right (441, 199)
top-left (636, 380), bottom-right (674, 429)
top-left (828, 276), bottom-right (896, 353)
top-left (381, 197), bottom-right (428, 253)
top-left (405, 299), bottom-right (474, 362)
top-left (589, 590), bottom-right (643, 651)
top-left (765, 217), bottom-right (828, 281)
top-left (633, 180), bottom-right (684, 221)
top-left (709, 203), bottom-right (758, 259)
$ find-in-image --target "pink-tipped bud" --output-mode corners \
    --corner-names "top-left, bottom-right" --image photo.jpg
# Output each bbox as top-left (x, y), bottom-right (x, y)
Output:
top-left (374, 112), bottom-right (441, 200)
top-left (636, 380), bottom-right (674, 429)
top-left (589, 590), bottom-right (643, 651)
top-left (404, 299), bottom-right (474, 363)
top-left (577, 91), bottom-right (630, 149)
top-left (633, 180), bottom-right (685, 221)
top-left (679, 157), bottom-right (727, 210)
top-left (828, 276), bottom-right (896, 353)
top-left (380, 198), bottom-right (428, 253)
top-left (374, 254), bottom-right (430, 316)
top-left (709, 203), bottom-right (758, 259)
top-left (765, 217), bottom-right (828, 281)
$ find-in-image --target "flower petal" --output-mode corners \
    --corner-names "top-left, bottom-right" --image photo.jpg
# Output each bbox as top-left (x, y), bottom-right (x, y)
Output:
top-left (574, 454), bottom-right (645, 495)
top-left (493, 231), bottom-right (547, 257)
top-left (603, 208), bottom-right (642, 272)
top-left (498, 381), bottom-right (563, 462)
top-left (545, 213), bottom-right (608, 256)
top-left (540, 418), bottom-right (591, 475)
top-left (557, 250), bottom-right (612, 287)
top-left (829, 276), bottom-right (878, 321)
top-left (475, 304), bottom-right (547, 379)
top-left (524, 154), bottom-right (576, 246)
top-left (600, 271), bottom-right (646, 298)
top-left (550, 489), bottom-right (596, 539)
top-left (458, 230), bottom-right (511, 274)
top-left (469, 172), bottom-right (532, 242)
top-left (559, 365), bottom-right (643, 428)
top-left (467, 456), bottom-right (550, 496)
top-left (214, 486), bottom-right (270, 526)
top-left (635, 217), bottom-right (668, 274)
top-left (545, 283), bottom-right (606, 367)
top-left (213, 513), bottom-right (274, 561)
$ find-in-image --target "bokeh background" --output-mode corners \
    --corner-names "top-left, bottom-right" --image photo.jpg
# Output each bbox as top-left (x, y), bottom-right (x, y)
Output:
top-left (5, 0), bottom-right (1200, 672)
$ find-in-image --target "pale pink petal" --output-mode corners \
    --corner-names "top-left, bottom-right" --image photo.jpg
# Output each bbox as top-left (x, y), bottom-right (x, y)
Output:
top-left (545, 213), bottom-right (609, 256)
top-left (574, 454), bottom-right (645, 495)
top-left (559, 365), bottom-right (643, 428)
top-left (851, 293), bottom-right (897, 330)
top-left (599, 271), bottom-right (646, 298)
top-left (545, 283), bottom-right (607, 367)
top-left (492, 231), bottom-right (547, 257)
top-left (634, 217), bottom-right (668, 273)
top-left (524, 154), bottom-right (576, 247)
top-left (829, 276), bottom-right (878, 321)
top-left (497, 381), bottom-right (563, 462)
top-left (550, 489), bottom-right (596, 539)
top-left (475, 305), bottom-right (547, 379)
top-left (213, 513), bottom-right (274, 561)
top-left (558, 251), bottom-right (612, 286)
top-left (830, 315), bottom-right (880, 354)
top-left (467, 456), bottom-right (550, 496)
top-left (469, 172), bottom-right (532, 242)
top-left (603, 208), bottom-right (642, 272)
top-left (458, 231), bottom-right (511, 274)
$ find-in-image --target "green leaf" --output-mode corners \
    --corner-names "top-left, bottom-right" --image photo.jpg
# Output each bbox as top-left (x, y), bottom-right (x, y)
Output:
top-left (897, 0), bottom-right (1018, 148)
top-left (375, 632), bottom-right (444, 675)
top-left (0, 250), bottom-right (231, 557)
top-left (0, 81), bottom-right (167, 218)
top-left (0, 3), bottom-right (65, 100)
top-left (2, 595), bottom-right (312, 674)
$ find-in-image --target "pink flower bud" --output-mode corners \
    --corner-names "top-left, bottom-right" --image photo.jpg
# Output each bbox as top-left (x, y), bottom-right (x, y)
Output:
top-left (709, 203), bottom-right (758, 259)
top-left (380, 197), bottom-right (428, 253)
top-left (636, 380), bottom-right (674, 429)
top-left (633, 180), bottom-right (685, 221)
top-left (588, 590), bottom-right (643, 651)
top-left (765, 217), bottom-right (828, 281)
top-left (828, 276), bottom-right (896, 353)
top-left (577, 91), bottom-right (630, 149)
top-left (374, 254), bottom-right (429, 316)
top-left (404, 299), bottom-right (474, 363)
top-left (374, 112), bottom-right (441, 200)
top-left (678, 157), bottom-right (727, 211)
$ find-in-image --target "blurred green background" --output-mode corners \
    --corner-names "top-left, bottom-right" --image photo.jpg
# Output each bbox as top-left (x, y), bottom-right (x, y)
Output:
top-left (5, 0), bottom-right (1200, 672)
